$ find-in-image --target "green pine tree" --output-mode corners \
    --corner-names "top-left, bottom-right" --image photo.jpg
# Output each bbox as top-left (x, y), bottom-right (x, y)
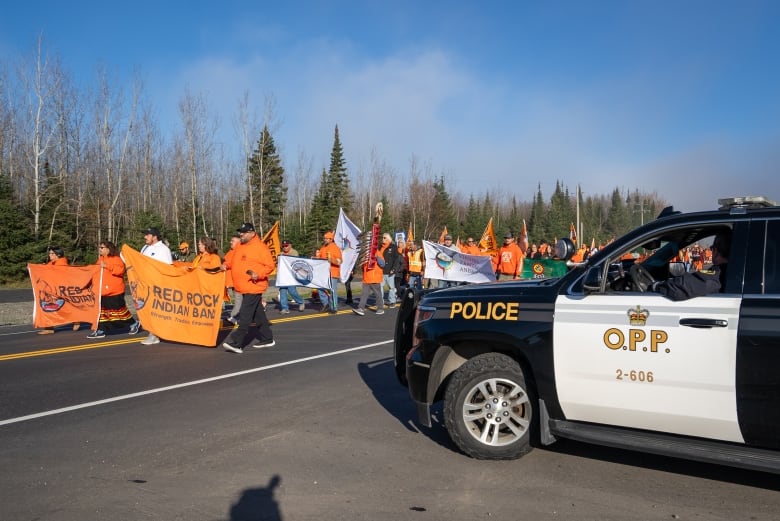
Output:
top-left (248, 125), bottom-right (287, 233)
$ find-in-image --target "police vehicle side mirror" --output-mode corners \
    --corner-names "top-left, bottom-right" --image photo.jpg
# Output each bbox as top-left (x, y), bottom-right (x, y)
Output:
top-left (555, 238), bottom-right (576, 260)
top-left (668, 261), bottom-right (686, 277)
top-left (582, 266), bottom-right (602, 293)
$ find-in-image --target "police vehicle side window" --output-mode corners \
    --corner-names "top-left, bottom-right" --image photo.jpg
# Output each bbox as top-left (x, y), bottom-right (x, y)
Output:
top-left (743, 219), bottom-right (778, 295)
top-left (764, 220), bottom-right (780, 294)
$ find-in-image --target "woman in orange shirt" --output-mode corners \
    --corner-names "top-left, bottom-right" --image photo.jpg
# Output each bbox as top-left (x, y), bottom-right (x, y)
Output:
top-left (87, 241), bottom-right (136, 339)
top-left (38, 246), bottom-right (75, 335)
top-left (188, 237), bottom-right (222, 271)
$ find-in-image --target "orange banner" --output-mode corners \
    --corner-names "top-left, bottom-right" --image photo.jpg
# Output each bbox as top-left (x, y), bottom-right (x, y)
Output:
top-left (263, 221), bottom-right (281, 275)
top-left (479, 217), bottom-right (498, 254)
top-left (28, 264), bottom-right (101, 330)
top-left (122, 245), bottom-right (226, 347)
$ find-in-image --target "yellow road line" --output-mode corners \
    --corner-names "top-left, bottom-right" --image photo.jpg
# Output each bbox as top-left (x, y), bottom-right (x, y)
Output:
top-left (1, 309), bottom-right (355, 361)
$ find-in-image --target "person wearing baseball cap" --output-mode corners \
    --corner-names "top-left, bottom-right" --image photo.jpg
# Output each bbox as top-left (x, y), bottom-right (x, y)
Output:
top-left (277, 240), bottom-right (306, 314)
top-left (497, 231), bottom-right (524, 280)
top-left (316, 231), bottom-right (342, 313)
top-left (175, 241), bottom-right (195, 262)
top-left (132, 226), bottom-right (173, 344)
top-left (220, 222), bottom-right (276, 353)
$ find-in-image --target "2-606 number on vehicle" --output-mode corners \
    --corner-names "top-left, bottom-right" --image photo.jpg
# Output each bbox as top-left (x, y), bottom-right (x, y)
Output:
top-left (443, 353), bottom-right (535, 460)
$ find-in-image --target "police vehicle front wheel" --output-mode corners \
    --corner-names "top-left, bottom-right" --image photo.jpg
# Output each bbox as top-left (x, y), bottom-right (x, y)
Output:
top-left (444, 353), bottom-right (535, 460)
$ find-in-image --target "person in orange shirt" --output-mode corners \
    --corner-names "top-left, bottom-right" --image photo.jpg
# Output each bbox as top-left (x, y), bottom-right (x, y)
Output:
top-left (459, 236), bottom-right (482, 256)
top-left (352, 254), bottom-right (385, 316)
top-left (223, 234), bottom-right (242, 325)
top-left (87, 241), bottom-right (137, 339)
top-left (316, 231), bottom-right (343, 313)
top-left (39, 246), bottom-right (79, 334)
top-left (221, 223), bottom-right (276, 353)
top-left (188, 236), bottom-right (221, 271)
top-left (496, 232), bottom-right (525, 280)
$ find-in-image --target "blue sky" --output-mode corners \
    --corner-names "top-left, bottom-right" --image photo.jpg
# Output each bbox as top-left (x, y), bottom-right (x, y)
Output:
top-left (2, 0), bottom-right (779, 211)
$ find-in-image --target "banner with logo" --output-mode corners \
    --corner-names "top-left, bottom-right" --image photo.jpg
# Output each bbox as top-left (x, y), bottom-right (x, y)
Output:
top-left (263, 221), bottom-right (281, 275)
top-left (122, 245), bottom-right (225, 347)
top-left (275, 256), bottom-right (332, 289)
top-left (422, 240), bottom-right (495, 284)
top-left (335, 208), bottom-right (362, 283)
top-left (521, 258), bottom-right (568, 280)
top-left (28, 264), bottom-right (102, 330)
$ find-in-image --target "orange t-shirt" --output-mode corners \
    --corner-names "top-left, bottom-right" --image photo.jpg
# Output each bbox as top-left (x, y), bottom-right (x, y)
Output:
top-left (317, 242), bottom-right (343, 278)
top-left (497, 243), bottom-right (525, 276)
top-left (96, 254), bottom-right (126, 297)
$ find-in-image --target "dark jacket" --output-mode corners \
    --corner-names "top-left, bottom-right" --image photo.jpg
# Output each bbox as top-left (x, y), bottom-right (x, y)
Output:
top-left (653, 264), bottom-right (727, 301)
top-left (379, 242), bottom-right (402, 275)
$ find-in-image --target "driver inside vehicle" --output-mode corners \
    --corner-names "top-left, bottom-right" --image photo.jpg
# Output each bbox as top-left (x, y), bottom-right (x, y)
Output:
top-left (648, 230), bottom-right (731, 301)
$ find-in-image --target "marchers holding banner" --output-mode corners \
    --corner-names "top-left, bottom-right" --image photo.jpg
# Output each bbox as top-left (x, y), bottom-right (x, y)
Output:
top-left (275, 255), bottom-right (332, 289)
top-left (28, 264), bottom-right (102, 330)
top-left (122, 245), bottom-right (225, 347)
top-left (422, 240), bottom-right (495, 284)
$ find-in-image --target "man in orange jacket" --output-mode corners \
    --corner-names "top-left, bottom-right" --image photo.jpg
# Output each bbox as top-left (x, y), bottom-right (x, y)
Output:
top-left (221, 223), bottom-right (276, 353)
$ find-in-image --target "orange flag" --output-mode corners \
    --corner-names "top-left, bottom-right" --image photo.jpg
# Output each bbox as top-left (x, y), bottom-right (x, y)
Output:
top-left (263, 221), bottom-right (281, 275)
top-left (438, 226), bottom-right (449, 244)
top-left (122, 245), bottom-right (225, 347)
top-left (478, 217), bottom-right (498, 254)
top-left (28, 264), bottom-right (101, 330)
top-left (407, 222), bottom-right (414, 242)
top-left (519, 219), bottom-right (529, 253)
top-left (569, 223), bottom-right (577, 244)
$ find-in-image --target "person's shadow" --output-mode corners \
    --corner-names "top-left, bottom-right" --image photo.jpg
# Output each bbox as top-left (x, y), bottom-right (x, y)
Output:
top-left (228, 474), bottom-right (282, 521)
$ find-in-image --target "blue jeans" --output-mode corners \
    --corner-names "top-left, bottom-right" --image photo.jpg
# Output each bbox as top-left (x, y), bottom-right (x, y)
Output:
top-left (279, 286), bottom-right (304, 311)
top-left (383, 274), bottom-right (397, 304)
top-left (319, 276), bottom-right (339, 310)
top-left (408, 274), bottom-right (422, 291)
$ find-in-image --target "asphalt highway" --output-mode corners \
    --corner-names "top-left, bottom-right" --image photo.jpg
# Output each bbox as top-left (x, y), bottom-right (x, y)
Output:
top-left (1, 307), bottom-right (778, 521)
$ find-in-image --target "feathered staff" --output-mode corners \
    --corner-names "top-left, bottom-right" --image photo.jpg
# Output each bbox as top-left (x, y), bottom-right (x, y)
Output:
top-left (357, 203), bottom-right (383, 269)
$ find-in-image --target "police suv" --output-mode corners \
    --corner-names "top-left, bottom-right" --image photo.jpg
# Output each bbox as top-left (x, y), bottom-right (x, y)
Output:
top-left (394, 196), bottom-right (780, 473)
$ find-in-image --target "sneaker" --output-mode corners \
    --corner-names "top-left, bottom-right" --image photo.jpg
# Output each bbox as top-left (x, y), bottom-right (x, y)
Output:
top-left (252, 339), bottom-right (276, 349)
top-left (376, 309), bottom-right (385, 315)
top-left (352, 308), bottom-right (365, 316)
top-left (222, 342), bottom-right (243, 354)
top-left (280, 309), bottom-right (290, 314)
top-left (227, 316), bottom-right (238, 325)
top-left (86, 330), bottom-right (105, 339)
top-left (298, 303), bottom-right (306, 312)
top-left (128, 321), bottom-right (141, 335)
top-left (140, 334), bottom-right (160, 345)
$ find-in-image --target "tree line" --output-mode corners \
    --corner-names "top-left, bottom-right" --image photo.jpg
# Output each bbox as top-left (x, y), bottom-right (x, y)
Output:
top-left (0, 38), bottom-right (666, 283)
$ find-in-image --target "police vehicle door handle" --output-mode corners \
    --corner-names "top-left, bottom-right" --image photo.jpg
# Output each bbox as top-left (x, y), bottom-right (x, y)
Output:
top-left (679, 318), bottom-right (728, 329)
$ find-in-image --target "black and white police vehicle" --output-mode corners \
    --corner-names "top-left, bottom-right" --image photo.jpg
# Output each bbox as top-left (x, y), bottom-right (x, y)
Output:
top-left (394, 196), bottom-right (780, 473)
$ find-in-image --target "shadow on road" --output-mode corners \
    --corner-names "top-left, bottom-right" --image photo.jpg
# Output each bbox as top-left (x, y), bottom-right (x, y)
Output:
top-left (227, 474), bottom-right (283, 521)
top-left (547, 438), bottom-right (780, 489)
top-left (357, 356), bottom-right (458, 453)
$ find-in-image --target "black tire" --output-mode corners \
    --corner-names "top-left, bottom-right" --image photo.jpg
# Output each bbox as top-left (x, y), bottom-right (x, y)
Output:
top-left (444, 353), bottom-right (534, 460)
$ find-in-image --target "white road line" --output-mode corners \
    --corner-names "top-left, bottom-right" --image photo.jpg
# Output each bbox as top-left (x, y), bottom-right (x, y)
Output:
top-left (0, 339), bottom-right (393, 427)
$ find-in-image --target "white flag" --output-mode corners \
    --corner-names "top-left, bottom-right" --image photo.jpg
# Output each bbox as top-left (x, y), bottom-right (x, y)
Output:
top-left (275, 256), bottom-right (332, 290)
top-left (422, 240), bottom-right (495, 284)
top-left (335, 208), bottom-right (362, 283)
